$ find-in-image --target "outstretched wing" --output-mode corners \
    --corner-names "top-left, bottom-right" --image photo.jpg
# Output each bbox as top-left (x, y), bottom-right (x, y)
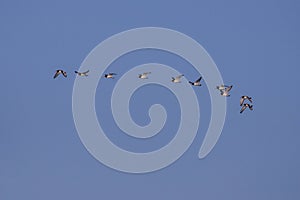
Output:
top-left (225, 85), bottom-right (233, 92)
top-left (176, 74), bottom-right (184, 79)
top-left (62, 71), bottom-right (67, 77)
top-left (240, 97), bottom-right (245, 106)
top-left (195, 76), bottom-right (202, 83)
top-left (248, 97), bottom-right (253, 103)
top-left (53, 70), bottom-right (60, 79)
top-left (216, 85), bottom-right (225, 90)
top-left (240, 105), bottom-right (246, 113)
top-left (249, 105), bottom-right (253, 110)
top-left (82, 70), bottom-right (89, 74)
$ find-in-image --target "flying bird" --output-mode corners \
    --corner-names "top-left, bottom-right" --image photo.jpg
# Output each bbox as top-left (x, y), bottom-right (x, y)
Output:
top-left (75, 70), bottom-right (89, 77)
top-left (240, 103), bottom-right (253, 113)
top-left (53, 69), bottom-right (67, 79)
top-left (171, 74), bottom-right (184, 83)
top-left (138, 72), bottom-right (151, 79)
top-left (104, 73), bottom-right (117, 79)
top-left (189, 77), bottom-right (202, 86)
top-left (240, 95), bottom-right (253, 106)
top-left (220, 85), bottom-right (233, 97)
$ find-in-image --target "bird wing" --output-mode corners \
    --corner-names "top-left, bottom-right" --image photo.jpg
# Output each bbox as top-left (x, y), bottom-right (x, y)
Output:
top-left (240, 105), bottom-right (246, 113)
top-left (83, 70), bottom-right (89, 74)
top-left (110, 73), bottom-right (117, 75)
top-left (176, 74), bottom-right (184, 79)
top-left (248, 97), bottom-right (253, 103)
top-left (249, 105), bottom-right (253, 110)
top-left (195, 77), bottom-right (202, 83)
top-left (62, 71), bottom-right (67, 77)
top-left (217, 85), bottom-right (226, 90)
top-left (226, 85), bottom-right (233, 92)
top-left (240, 97), bottom-right (245, 106)
top-left (53, 71), bottom-right (60, 79)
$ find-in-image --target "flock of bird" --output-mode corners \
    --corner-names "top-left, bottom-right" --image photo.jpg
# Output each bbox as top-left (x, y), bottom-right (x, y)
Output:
top-left (53, 69), bottom-right (254, 114)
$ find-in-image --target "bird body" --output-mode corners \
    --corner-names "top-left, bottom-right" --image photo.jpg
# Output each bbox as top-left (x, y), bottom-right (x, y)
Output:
top-left (75, 70), bottom-right (89, 76)
top-left (138, 72), bottom-right (151, 79)
top-left (104, 73), bottom-right (117, 78)
top-left (53, 69), bottom-right (67, 79)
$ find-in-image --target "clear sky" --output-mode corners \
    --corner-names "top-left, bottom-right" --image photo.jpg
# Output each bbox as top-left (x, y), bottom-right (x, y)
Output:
top-left (1, 0), bottom-right (300, 199)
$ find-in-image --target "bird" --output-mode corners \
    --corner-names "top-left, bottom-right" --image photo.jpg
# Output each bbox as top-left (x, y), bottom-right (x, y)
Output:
top-left (138, 72), bottom-right (151, 79)
top-left (53, 69), bottom-right (67, 79)
top-left (216, 84), bottom-right (229, 91)
top-left (240, 103), bottom-right (253, 113)
top-left (189, 77), bottom-right (202, 86)
top-left (104, 73), bottom-right (117, 79)
top-left (220, 85), bottom-right (233, 97)
top-left (171, 74), bottom-right (184, 83)
top-left (75, 70), bottom-right (89, 77)
top-left (240, 95), bottom-right (253, 106)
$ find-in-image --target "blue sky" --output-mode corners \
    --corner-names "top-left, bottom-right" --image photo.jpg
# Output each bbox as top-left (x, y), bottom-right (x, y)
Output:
top-left (1, 0), bottom-right (300, 199)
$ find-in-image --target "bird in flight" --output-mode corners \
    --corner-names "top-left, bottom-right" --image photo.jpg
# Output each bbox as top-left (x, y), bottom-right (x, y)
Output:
top-left (219, 85), bottom-right (233, 97)
top-left (104, 73), bottom-right (117, 79)
top-left (171, 74), bottom-right (184, 83)
top-left (75, 70), bottom-right (89, 77)
top-left (240, 103), bottom-right (253, 113)
top-left (189, 77), bottom-right (202, 86)
top-left (53, 69), bottom-right (67, 79)
top-left (240, 95), bottom-right (253, 106)
top-left (138, 72), bottom-right (151, 79)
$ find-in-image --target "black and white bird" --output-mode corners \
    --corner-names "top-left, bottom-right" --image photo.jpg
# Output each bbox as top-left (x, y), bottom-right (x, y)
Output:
top-left (171, 74), bottom-right (184, 83)
top-left (240, 103), bottom-right (253, 113)
top-left (220, 85), bottom-right (233, 97)
top-left (240, 95), bottom-right (253, 106)
top-left (138, 72), bottom-right (151, 79)
top-left (75, 70), bottom-right (89, 77)
top-left (189, 77), bottom-right (202, 86)
top-left (53, 69), bottom-right (67, 79)
top-left (104, 73), bottom-right (117, 79)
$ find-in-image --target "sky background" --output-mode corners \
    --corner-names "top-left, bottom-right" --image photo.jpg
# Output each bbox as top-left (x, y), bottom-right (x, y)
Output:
top-left (1, 0), bottom-right (300, 199)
